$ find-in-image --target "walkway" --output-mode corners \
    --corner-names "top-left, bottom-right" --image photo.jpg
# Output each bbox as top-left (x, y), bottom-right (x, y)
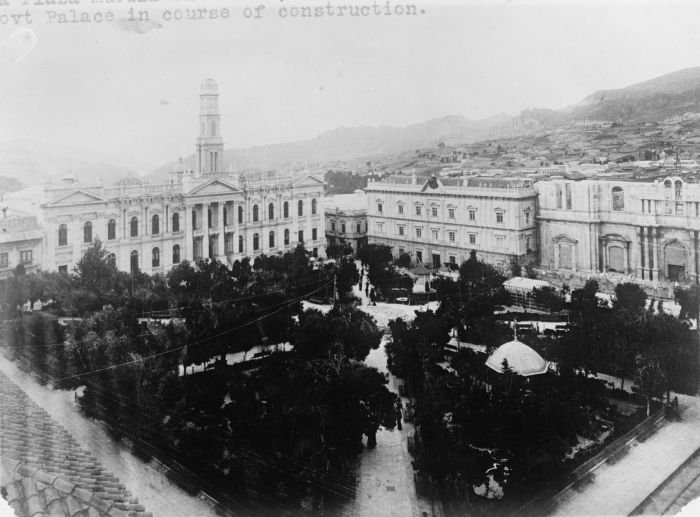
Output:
top-left (0, 352), bottom-right (218, 517)
top-left (352, 335), bottom-right (438, 517)
top-left (552, 393), bottom-right (700, 516)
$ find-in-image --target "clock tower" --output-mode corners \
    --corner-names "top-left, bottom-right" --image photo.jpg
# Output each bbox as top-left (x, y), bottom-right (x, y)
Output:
top-left (195, 78), bottom-right (224, 177)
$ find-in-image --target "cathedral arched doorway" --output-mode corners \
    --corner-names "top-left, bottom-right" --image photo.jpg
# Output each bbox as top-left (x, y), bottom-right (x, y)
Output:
top-left (665, 241), bottom-right (687, 282)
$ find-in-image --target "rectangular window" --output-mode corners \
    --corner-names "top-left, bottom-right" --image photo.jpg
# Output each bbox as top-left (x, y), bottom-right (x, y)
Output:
top-left (526, 235), bottom-right (533, 252)
top-left (377, 203), bottom-right (383, 214)
top-left (312, 228), bottom-right (317, 241)
top-left (448, 208), bottom-right (455, 219)
top-left (416, 250), bottom-right (423, 263)
top-left (20, 250), bottom-right (32, 264)
top-left (431, 206), bottom-right (438, 217)
top-left (331, 221), bottom-right (336, 232)
top-left (58, 265), bottom-right (68, 274)
top-left (398, 226), bottom-right (405, 236)
top-left (298, 230), bottom-right (304, 243)
top-left (676, 202), bottom-right (684, 215)
top-left (525, 211), bottom-right (530, 224)
top-left (469, 234), bottom-right (476, 244)
top-left (0, 253), bottom-right (7, 268)
top-left (357, 223), bottom-right (361, 233)
top-left (416, 227), bottom-right (422, 238)
top-left (448, 231), bottom-right (455, 243)
top-left (398, 248), bottom-right (405, 255)
top-left (432, 229), bottom-right (439, 240)
top-left (377, 223), bottom-right (384, 234)
top-left (416, 205), bottom-right (422, 216)
top-left (496, 212), bottom-right (504, 224)
top-left (565, 183), bottom-right (572, 209)
top-left (341, 223), bottom-right (346, 234)
top-left (449, 256), bottom-right (456, 264)
top-left (496, 236), bottom-right (504, 250)
top-left (468, 210), bottom-right (476, 221)
top-left (556, 185), bottom-right (563, 209)
top-left (398, 204), bottom-right (404, 214)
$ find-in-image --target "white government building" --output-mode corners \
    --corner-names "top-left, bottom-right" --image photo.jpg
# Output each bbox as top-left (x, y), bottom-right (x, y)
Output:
top-left (39, 79), bottom-right (326, 275)
top-left (365, 174), bottom-right (538, 270)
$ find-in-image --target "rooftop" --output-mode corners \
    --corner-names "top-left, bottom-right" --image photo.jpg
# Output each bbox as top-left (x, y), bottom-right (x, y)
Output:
top-left (325, 190), bottom-right (367, 213)
top-left (0, 372), bottom-right (152, 517)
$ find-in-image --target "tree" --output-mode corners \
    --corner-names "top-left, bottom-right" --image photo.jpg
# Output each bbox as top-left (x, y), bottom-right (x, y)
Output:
top-left (334, 258), bottom-right (360, 300)
top-left (613, 283), bottom-right (647, 315)
top-left (294, 305), bottom-right (382, 361)
top-left (395, 252), bottom-right (412, 269)
top-left (531, 286), bottom-right (565, 312)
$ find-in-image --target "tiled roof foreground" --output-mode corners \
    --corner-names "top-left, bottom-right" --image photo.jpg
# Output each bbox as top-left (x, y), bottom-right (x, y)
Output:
top-left (0, 372), bottom-right (153, 517)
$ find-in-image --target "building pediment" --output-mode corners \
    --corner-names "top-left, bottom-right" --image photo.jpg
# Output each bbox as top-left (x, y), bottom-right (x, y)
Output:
top-left (43, 190), bottom-right (107, 207)
top-left (552, 234), bottom-right (578, 245)
top-left (186, 179), bottom-right (242, 197)
top-left (292, 175), bottom-right (326, 188)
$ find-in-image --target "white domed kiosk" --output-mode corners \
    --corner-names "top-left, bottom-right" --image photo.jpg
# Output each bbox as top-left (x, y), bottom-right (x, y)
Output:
top-left (485, 339), bottom-right (548, 377)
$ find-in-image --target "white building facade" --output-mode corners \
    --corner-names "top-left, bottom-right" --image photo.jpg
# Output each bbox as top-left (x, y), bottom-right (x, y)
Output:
top-left (365, 175), bottom-right (538, 270)
top-left (40, 79), bottom-right (326, 275)
top-left (536, 175), bottom-right (700, 283)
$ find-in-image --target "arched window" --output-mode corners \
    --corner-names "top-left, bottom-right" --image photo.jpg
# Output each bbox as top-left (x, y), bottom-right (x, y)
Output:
top-left (298, 200), bottom-right (304, 217)
top-left (210, 120), bottom-right (217, 137)
top-left (253, 204), bottom-right (259, 222)
top-left (311, 198), bottom-right (317, 215)
top-left (269, 231), bottom-right (275, 248)
top-left (130, 217), bottom-right (138, 237)
top-left (107, 219), bottom-right (116, 240)
top-left (612, 187), bottom-right (624, 211)
top-left (152, 214), bottom-right (160, 235)
top-left (238, 206), bottom-right (243, 224)
top-left (268, 203), bottom-right (274, 220)
top-left (172, 245), bottom-right (181, 264)
top-left (377, 202), bottom-right (383, 214)
top-left (130, 250), bottom-right (139, 273)
top-left (675, 180), bottom-right (683, 200)
top-left (284, 201), bottom-right (289, 218)
top-left (58, 224), bottom-right (68, 247)
top-left (238, 235), bottom-right (244, 253)
top-left (172, 212), bottom-right (180, 233)
top-left (152, 247), bottom-right (160, 267)
top-left (253, 233), bottom-right (259, 251)
top-left (83, 221), bottom-right (92, 243)
top-left (284, 229), bottom-right (290, 245)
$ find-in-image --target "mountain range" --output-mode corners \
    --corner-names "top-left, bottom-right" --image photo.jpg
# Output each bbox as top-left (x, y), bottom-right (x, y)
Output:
top-left (7, 66), bottom-right (700, 186)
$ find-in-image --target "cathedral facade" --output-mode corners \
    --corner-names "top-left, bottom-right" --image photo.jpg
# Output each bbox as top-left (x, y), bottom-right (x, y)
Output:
top-left (40, 79), bottom-right (326, 275)
top-left (536, 175), bottom-right (700, 284)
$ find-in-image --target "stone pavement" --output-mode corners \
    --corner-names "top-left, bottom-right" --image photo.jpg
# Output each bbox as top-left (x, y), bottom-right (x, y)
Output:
top-left (552, 394), bottom-right (700, 516)
top-left (351, 335), bottom-right (440, 517)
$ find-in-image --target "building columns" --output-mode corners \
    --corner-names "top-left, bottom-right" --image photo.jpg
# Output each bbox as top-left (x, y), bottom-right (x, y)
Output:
top-left (202, 202), bottom-right (210, 259)
top-left (636, 227), bottom-right (644, 279)
top-left (652, 227), bottom-right (661, 281)
top-left (184, 204), bottom-right (193, 261)
top-left (217, 202), bottom-right (225, 258)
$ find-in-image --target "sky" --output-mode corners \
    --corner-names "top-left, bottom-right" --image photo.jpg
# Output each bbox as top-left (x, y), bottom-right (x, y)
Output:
top-left (4, 0), bottom-right (700, 170)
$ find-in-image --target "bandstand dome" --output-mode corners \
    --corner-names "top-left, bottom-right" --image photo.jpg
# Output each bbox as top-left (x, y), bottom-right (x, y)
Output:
top-left (485, 339), bottom-right (548, 377)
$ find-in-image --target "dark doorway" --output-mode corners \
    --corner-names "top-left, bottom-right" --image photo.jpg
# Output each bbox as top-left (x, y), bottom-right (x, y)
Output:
top-left (668, 265), bottom-right (686, 282)
top-left (432, 253), bottom-right (441, 268)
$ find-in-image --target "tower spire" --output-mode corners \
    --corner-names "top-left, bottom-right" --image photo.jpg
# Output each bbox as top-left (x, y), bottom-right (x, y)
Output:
top-left (195, 79), bottom-right (224, 177)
